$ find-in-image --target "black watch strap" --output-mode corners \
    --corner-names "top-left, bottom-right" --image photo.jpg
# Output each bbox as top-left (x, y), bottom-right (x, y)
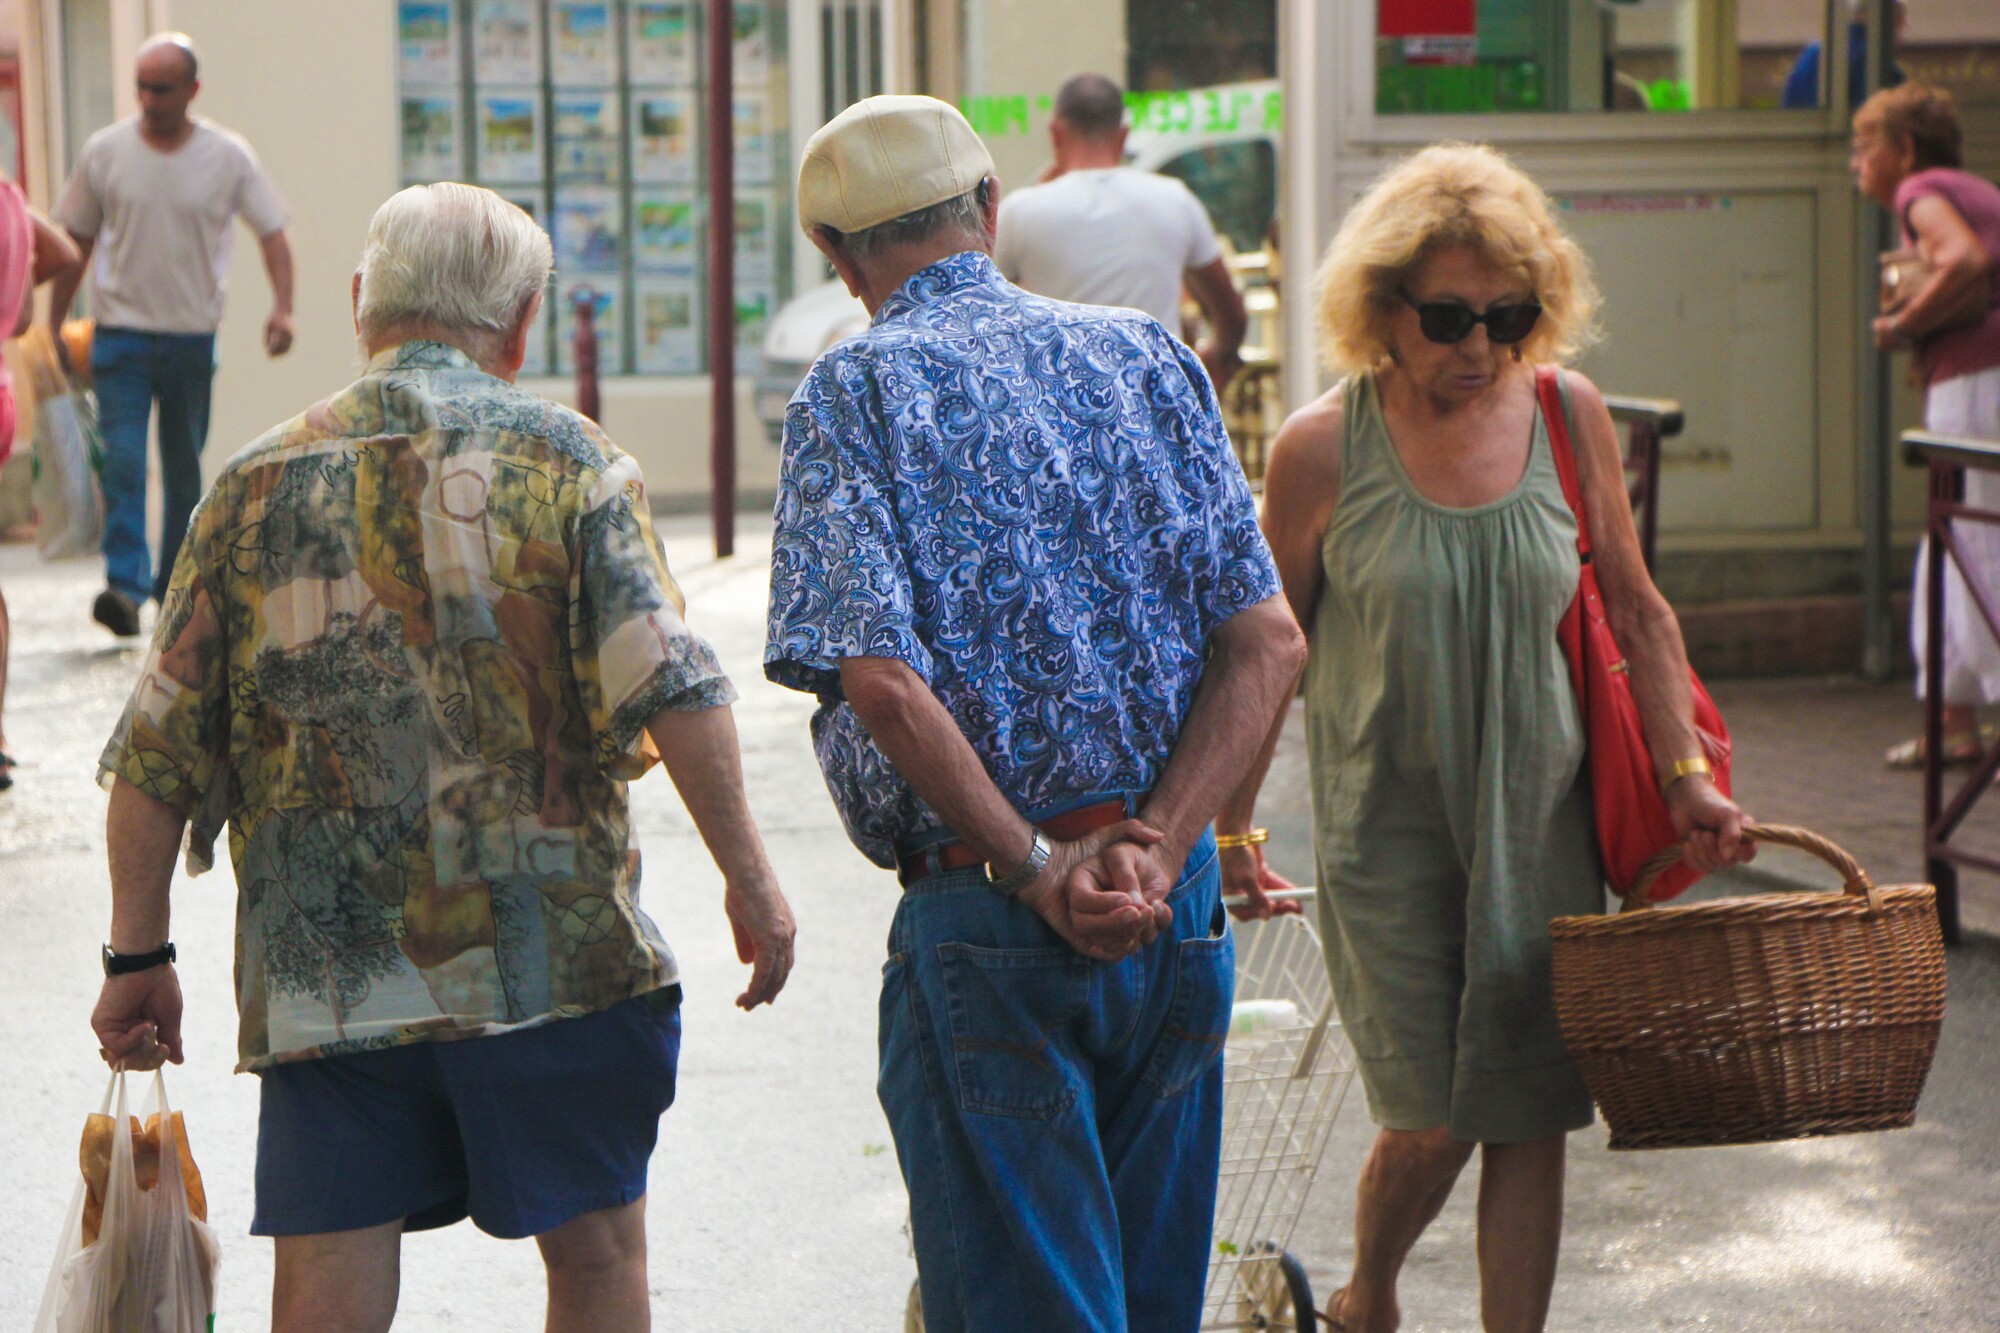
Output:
top-left (103, 941), bottom-right (176, 976)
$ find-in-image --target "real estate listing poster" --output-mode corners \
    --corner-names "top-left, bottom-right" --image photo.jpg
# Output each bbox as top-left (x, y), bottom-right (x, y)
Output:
top-left (636, 278), bottom-right (702, 374)
top-left (400, 94), bottom-right (461, 181)
top-left (631, 92), bottom-right (697, 185)
top-left (733, 2), bottom-right (771, 86)
top-left (553, 92), bottom-right (621, 181)
top-left (629, 1), bottom-right (697, 85)
top-left (472, 0), bottom-right (542, 84)
top-left (552, 0), bottom-right (618, 85)
top-left (634, 191), bottom-right (701, 274)
top-left (476, 91), bottom-right (543, 183)
top-left (555, 186), bottom-right (623, 273)
top-left (733, 92), bottom-right (772, 185)
top-left (734, 191), bottom-right (777, 278)
top-left (398, 2), bottom-right (460, 85)
top-left (735, 281), bottom-right (775, 357)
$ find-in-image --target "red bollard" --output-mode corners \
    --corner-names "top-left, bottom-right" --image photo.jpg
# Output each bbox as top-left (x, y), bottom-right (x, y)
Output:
top-left (572, 288), bottom-right (601, 425)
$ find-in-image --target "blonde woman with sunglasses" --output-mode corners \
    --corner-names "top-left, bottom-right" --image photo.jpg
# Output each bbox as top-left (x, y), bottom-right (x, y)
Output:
top-left (1217, 143), bottom-right (1753, 1333)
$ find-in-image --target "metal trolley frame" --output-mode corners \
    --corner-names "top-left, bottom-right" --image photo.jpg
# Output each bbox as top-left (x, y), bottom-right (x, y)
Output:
top-left (1203, 886), bottom-right (1354, 1331)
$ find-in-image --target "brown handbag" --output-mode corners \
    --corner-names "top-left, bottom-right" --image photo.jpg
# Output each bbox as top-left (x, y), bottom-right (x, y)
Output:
top-left (1879, 245), bottom-right (1992, 332)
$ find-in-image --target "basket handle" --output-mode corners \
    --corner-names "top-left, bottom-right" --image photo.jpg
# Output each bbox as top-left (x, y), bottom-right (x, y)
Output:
top-left (1624, 822), bottom-right (1883, 913)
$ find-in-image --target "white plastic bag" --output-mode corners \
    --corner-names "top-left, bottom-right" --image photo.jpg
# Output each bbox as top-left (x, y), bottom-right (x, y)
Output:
top-left (31, 383), bottom-right (105, 561)
top-left (34, 1070), bottom-right (221, 1333)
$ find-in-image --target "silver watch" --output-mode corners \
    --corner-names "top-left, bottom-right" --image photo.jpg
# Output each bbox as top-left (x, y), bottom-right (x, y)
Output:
top-left (986, 829), bottom-right (1051, 897)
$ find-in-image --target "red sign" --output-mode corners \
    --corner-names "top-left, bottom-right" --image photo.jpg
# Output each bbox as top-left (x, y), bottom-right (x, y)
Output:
top-left (1377, 0), bottom-right (1477, 39)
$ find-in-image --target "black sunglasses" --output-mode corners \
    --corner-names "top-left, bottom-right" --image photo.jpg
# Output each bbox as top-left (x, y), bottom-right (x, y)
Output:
top-left (1399, 291), bottom-right (1543, 346)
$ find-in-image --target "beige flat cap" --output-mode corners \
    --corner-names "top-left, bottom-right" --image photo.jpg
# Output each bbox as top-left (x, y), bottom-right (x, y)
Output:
top-left (797, 95), bottom-right (995, 236)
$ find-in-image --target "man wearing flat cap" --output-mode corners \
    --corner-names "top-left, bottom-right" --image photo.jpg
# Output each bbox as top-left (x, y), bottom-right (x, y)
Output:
top-left (765, 94), bottom-right (1305, 1331)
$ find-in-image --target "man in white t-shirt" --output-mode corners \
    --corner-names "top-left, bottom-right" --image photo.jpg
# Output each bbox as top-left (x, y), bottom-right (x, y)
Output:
top-left (996, 73), bottom-right (1246, 391)
top-left (50, 32), bottom-right (293, 637)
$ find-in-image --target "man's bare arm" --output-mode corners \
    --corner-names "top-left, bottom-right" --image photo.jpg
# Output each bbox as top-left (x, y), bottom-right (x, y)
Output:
top-left (91, 778), bottom-right (189, 1069)
top-left (1138, 597), bottom-right (1305, 869)
top-left (258, 228), bottom-right (295, 357)
top-left (644, 704), bottom-right (796, 1009)
top-left (45, 231), bottom-right (91, 359)
top-left (1184, 256), bottom-right (1247, 392)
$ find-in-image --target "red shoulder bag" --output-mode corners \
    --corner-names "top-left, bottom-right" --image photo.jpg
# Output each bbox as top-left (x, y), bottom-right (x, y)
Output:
top-left (1539, 365), bottom-right (1732, 904)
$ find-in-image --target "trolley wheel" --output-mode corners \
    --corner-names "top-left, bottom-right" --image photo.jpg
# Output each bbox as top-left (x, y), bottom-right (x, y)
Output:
top-left (1232, 1240), bottom-right (1312, 1320)
top-left (904, 1277), bottom-right (925, 1333)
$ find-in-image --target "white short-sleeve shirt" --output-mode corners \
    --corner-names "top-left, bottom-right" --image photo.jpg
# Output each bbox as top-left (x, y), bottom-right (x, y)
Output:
top-left (995, 167), bottom-right (1222, 330)
top-left (56, 116), bottom-right (291, 335)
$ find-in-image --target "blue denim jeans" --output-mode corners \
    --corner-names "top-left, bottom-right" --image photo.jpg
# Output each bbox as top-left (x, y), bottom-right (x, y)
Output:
top-left (91, 327), bottom-right (216, 603)
top-left (880, 817), bottom-right (1230, 1333)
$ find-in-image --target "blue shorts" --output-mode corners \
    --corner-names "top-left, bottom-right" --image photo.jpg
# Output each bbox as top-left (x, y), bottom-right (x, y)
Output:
top-left (251, 987), bottom-right (682, 1240)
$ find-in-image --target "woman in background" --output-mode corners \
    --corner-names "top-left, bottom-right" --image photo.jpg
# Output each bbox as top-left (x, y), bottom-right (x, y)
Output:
top-left (1854, 84), bottom-right (2000, 768)
top-left (0, 179), bottom-right (84, 790)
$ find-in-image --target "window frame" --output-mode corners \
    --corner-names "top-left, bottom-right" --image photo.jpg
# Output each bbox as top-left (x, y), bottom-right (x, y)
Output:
top-left (1344, 0), bottom-right (1858, 149)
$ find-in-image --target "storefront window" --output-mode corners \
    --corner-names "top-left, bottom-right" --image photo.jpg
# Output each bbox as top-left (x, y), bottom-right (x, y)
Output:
top-left (396, 0), bottom-right (792, 377)
top-left (1375, 0), bottom-right (1830, 114)
top-left (1900, 5), bottom-right (2000, 110)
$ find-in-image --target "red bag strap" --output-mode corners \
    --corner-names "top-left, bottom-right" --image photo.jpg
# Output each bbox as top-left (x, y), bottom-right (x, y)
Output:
top-left (1536, 364), bottom-right (1591, 559)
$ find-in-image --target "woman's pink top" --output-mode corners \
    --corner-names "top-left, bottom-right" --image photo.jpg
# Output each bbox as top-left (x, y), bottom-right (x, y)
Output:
top-left (1896, 167), bottom-right (2000, 389)
top-left (0, 178), bottom-right (32, 395)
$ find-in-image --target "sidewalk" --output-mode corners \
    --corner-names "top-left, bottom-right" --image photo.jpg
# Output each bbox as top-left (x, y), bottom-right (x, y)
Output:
top-left (2, 519), bottom-right (1996, 1329)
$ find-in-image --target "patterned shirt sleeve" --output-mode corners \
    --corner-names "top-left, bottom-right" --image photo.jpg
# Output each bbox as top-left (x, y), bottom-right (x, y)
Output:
top-left (568, 455), bottom-right (737, 779)
top-left (98, 490), bottom-right (233, 874)
top-left (765, 360), bottom-right (934, 698)
top-left (1156, 331), bottom-right (1283, 632)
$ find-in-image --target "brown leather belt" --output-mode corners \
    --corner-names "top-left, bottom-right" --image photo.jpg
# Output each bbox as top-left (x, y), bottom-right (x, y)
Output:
top-left (896, 797), bottom-right (1130, 888)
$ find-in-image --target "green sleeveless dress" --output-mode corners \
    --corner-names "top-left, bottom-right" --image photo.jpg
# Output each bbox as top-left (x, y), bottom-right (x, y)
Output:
top-left (1307, 370), bottom-right (1602, 1143)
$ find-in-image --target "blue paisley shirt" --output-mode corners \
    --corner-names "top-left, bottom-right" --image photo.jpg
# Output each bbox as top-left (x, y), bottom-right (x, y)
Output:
top-left (764, 252), bottom-right (1279, 868)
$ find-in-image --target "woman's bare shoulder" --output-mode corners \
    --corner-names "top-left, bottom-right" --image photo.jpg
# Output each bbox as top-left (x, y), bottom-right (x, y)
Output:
top-left (1269, 382), bottom-right (1347, 489)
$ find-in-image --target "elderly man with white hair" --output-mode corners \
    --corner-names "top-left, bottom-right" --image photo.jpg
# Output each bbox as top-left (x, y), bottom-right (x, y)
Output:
top-left (88, 182), bottom-right (796, 1332)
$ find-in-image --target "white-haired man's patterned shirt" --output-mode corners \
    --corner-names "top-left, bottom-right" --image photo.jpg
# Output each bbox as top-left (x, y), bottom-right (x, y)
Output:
top-left (101, 341), bottom-right (734, 1071)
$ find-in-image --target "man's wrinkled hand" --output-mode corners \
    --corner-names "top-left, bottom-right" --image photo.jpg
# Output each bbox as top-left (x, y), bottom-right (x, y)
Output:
top-left (264, 309), bottom-right (294, 358)
top-left (1018, 819), bottom-right (1170, 962)
top-left (1222, 844), bottom-right (1302, 920)
top-left (725, 874), bottom-right (796, 1010)
top-left (91, 966), bottom-right (184, 1072)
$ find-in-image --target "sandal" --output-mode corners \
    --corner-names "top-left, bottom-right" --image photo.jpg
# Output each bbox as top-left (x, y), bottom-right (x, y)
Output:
top-left (1884, 726), bottom-right (1996, 770)
top-left (0, 750), bottom-right (13, 792)
top-left (1320, 1287), bottom-right (1350, 1331)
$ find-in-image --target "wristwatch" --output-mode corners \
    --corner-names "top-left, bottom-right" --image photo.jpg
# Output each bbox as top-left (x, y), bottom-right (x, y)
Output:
top-left (102, 942), bottom-right (176, 976)
top-left (986, 830), bottom-right (1051, 898)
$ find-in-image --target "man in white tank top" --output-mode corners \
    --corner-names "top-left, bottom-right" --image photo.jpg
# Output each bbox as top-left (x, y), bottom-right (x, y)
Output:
top-left (995, 73), bottom-right (1247, 391)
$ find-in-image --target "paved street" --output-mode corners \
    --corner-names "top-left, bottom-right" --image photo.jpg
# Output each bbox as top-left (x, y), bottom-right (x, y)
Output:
top-left (3, 517), bottom-right (1997, 1330)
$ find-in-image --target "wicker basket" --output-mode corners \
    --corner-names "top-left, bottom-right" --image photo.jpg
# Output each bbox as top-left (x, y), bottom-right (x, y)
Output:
top-left (1550, 824), bottom-right (1947, 1150)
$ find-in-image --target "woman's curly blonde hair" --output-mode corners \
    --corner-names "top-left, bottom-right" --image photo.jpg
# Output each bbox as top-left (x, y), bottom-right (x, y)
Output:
top-left (1315, 142), bottom-right (1600, 373)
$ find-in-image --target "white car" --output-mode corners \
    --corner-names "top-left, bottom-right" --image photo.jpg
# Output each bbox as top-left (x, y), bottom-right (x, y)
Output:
top-left (754, 80), bottom-right (1280, 444)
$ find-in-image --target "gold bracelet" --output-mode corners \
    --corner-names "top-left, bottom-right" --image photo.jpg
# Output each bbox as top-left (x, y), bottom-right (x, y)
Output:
top-left (1214, 828), bottom-right (1269, 850)
top-left (1661, 756), bottom-right (1712, 794)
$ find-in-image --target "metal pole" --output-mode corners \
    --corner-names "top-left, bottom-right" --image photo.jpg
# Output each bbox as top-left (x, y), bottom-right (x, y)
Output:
top-left (707, 0), bottom-right (737, 558)
top-left (1859, 0), bottom-right (1894, 678)
top-left (1924, 463), bottom-right (1960, 943)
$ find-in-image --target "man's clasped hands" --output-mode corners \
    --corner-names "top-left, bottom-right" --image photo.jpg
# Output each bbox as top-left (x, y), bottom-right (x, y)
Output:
top-left (1015, 820), bottom-right (1181, 962)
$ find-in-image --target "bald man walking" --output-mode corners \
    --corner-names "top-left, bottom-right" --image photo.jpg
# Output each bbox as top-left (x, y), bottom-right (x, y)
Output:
top-left (50, 33), bottom-right (294, 638)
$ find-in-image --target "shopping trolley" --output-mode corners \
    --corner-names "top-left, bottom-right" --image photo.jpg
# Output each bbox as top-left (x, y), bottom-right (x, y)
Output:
top-left (903, 886), bottom-right (1354, 1332)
